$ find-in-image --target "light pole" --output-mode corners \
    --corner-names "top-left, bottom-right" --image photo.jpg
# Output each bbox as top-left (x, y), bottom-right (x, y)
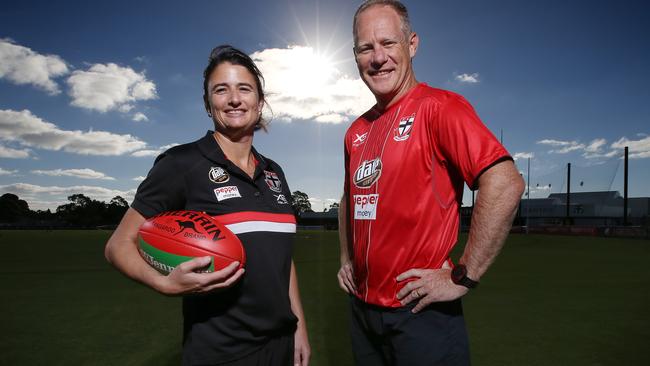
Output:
top-left (526, 157), bottom-right (530, 234)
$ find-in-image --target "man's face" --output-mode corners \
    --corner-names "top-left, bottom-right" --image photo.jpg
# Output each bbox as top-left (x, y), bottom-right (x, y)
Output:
top-left (354, 5), bottom-right (418, 106)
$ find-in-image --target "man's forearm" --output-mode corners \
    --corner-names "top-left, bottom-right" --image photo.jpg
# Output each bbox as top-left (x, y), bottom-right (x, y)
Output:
top-left (460, 161), bottom-right (524, 281)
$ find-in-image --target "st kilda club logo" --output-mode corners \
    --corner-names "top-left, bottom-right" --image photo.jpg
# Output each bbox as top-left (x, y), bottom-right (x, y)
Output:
top-left (354, 158), bottom-right (382, 188)
top-left (394, 113), bottom-right (415, 141)
top-left (264, 170), bottom-right (282, 192)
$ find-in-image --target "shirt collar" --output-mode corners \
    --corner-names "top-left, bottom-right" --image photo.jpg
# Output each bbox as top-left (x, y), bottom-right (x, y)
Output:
top-left (196, 130), bottom-right (269, 171)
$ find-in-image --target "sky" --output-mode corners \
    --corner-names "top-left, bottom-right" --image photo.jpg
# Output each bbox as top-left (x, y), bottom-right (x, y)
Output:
top-left (1, 0), bottom-right (649, 212)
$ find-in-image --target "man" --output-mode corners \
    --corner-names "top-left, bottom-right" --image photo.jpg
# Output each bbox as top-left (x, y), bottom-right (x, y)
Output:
top-left (337, 1), bottom-right (525, 365)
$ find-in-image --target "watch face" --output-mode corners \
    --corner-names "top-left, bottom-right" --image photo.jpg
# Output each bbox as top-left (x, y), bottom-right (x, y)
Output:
top-left (451, 265), bottom-right (467, 282)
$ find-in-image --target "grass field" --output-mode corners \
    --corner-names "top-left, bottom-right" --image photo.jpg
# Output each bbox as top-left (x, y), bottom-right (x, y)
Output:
top-left (1, 230), bottom-right (649, 365)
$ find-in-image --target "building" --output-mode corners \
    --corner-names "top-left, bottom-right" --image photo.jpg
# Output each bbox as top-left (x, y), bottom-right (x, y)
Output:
top-left (298, 208), bottom-right (339, 230)
top-left (517, 191), bottom-right (650, 226)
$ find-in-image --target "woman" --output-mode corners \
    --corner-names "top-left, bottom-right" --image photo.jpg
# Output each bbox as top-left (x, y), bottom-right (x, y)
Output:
top-left (105, 45), bottom-right (310, 366)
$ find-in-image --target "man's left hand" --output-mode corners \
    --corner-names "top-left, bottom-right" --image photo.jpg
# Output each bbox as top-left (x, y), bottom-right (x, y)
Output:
top-left (396, 265), bottom-right (469, 313)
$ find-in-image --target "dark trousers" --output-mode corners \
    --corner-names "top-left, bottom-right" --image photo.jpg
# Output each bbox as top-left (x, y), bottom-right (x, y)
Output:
top-left (349, 296), bottom-right (471, 366)
top-left (196, 333), bottom-right (294, 366)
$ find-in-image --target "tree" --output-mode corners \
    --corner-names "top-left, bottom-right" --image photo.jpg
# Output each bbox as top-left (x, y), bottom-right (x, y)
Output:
top-left (56, 194), bottom-right (107, 226)
top-left (106, 196), bottom-right (129, 223)
top-left (68, 194), bottom-right (92, 208)
top-left (109, 196), bottom-right (128, 208)
top-left (0, 193), bottom-right (31, 222)
top-left (291, 191), bottom-right (312, 214)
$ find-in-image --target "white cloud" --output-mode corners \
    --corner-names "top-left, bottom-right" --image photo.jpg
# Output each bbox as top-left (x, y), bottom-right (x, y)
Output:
top-left (315, 114), bottom-right (347, 123)
top-left (455, 73), bottom-right (480, 84)
top-left (582, 138), bottom-right (618, 159)
top-left (556, 144), bottom-right (585, 154)
top-left (585, 138), bottom-right (607, 153)
top-left (133, 176), bottom-right (146, 181)
top-left (21, 199), bottom-right (68, 212)
top-left (0, 167), bottom-right (18, 175)
top-left (67, 63), bottom-right (157, 113)
top-left (0, 182), bottom-right (135, 211)
top-left (583, 149), bottom-right (619, 160)
top-left (537, 136), bottom-right (650, 160)
top-left (537, 139), bottom-right (576, 147)
top-left (611, 135), bottom-right (650, 159)
top-left (513, 152), bottom-right (534, 161)
top-left (0, 109), bottom-right (147, 155)
top-left (0, 38), bottom-right (69, 94)
top-left (0, 145), bottom-right (31, 158)
top-left (537, 139), bottom-right (585, 154)
top-left (132, 112), bottom-right (149, 122)
top-left (118, 104), bottom-right (134, 113)
top-left (250, 46), bottom-right (375, 123)
top-left (130, 143), bottom-right (179, 157)
top-left (307, 196), bottom-right (339, 212)
top-left (31, 168), bottom-right (115, 180)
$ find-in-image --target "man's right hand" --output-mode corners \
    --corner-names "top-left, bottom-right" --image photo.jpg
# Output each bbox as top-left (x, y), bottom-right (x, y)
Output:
top-left (160, 257), bottom-right (245, 296)
top-left (337, 260), bottom-right (357, 294)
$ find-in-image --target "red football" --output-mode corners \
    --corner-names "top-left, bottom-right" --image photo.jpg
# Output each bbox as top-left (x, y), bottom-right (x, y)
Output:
top-left (138, 210), bottom-right (245, 274)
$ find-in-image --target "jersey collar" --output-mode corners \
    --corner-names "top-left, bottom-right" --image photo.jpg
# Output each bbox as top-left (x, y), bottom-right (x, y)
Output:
top-left (196, 131), bottom-right (269, 179)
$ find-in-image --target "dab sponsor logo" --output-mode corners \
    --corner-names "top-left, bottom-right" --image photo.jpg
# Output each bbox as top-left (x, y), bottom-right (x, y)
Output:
top-left (353, 194), bottom-right (379, 220)
top-left (394, 113), bottom-right (415, 141)
top-left (264, 170), bottom-right (282, 192)
top-left (214, 186), bottom-right (241, 201)
top-left (354, 158), bottom-right (382, 188)
top-left (208, 166), bottom-right (229, 183)
top-left (352, 132), bottom-right (368, 147)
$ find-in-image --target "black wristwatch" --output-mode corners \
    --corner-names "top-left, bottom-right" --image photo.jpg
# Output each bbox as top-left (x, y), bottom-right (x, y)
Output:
top-left (451, 264), bottom-right (479, 289)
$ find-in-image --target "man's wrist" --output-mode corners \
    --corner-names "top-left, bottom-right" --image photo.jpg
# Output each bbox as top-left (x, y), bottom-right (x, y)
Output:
top-left (451, 264), bottom-right (479, 289)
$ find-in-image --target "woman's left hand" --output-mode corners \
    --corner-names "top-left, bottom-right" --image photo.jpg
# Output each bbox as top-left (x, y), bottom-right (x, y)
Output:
top-left (293, 323), bottom-right (311, 366)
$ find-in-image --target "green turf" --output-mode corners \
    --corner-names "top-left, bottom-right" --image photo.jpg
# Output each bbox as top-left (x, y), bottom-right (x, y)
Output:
top-left (0, 230), bottom-right (648, 365)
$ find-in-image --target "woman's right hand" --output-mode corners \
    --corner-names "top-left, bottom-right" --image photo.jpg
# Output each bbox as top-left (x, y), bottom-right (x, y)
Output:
top-left (161, 258), bottom-right (245, 296)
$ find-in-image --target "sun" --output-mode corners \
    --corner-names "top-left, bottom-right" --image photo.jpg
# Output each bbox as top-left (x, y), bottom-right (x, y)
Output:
top-left (281, 46), bottom-right (338, 97)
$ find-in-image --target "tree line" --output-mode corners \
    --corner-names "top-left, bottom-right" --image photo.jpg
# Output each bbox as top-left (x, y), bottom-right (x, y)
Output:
top-left (0, 193), bottom-right (129, 227)
top-left (1, 191), bottom-right (319, 227)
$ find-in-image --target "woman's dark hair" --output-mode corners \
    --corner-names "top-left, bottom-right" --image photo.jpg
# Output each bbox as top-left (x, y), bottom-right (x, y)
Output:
top-left (203, 45), bottom-right (269, 130)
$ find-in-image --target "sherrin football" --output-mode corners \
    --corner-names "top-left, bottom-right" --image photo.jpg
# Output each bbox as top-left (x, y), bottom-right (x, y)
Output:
top-left (138, 210), bottom-right (245, 274)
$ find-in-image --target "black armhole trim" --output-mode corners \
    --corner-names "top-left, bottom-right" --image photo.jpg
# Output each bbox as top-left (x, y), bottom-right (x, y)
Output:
top-left (471, 156), bottom-right (513, 190)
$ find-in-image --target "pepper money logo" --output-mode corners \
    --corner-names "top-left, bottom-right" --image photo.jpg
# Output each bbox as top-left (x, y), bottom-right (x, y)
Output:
top-left (353, 158), bottom-right (382, 188)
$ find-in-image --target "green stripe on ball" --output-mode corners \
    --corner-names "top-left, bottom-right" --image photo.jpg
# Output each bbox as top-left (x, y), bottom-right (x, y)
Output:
top-left (139, 240), bottom-right (214, 274)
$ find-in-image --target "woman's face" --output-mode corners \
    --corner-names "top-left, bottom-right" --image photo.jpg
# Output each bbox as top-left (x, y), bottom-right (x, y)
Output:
top-left (206, 62), bottom-right (263, 136)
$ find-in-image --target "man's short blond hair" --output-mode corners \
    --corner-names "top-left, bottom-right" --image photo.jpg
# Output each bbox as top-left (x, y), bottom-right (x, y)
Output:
top-left (353, 0), bottom-right (412, 46)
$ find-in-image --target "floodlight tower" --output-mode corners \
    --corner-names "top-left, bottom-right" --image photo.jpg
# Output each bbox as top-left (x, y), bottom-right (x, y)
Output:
top-left (566, 163), bottom-right (571, 224)
top-left (623, 146), bottom-right (628, 226)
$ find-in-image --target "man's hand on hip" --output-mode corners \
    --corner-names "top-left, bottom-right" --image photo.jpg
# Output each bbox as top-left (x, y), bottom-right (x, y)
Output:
top-left (395, 262), bottom-right (468, 313)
